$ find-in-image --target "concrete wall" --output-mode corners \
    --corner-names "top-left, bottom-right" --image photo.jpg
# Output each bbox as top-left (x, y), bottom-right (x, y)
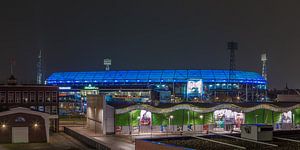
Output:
top-left (105, 105), bottom-right (115, 134)
top-left (87, 95), bottom-right (104, 134)
top-left (86, 95), bottom-right (115, 135)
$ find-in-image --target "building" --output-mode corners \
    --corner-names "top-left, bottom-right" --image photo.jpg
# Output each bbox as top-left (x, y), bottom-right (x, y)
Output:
top-left (110, 101), bottom-right (300, 135)
top-left (86, 95), bottom-right (114, 135)
top-left (81, 95), bottom-right (300, 135)
top-left (45, 70), bottom-right (267, 115)
top-left (0, 76), bottom-right (59, 143)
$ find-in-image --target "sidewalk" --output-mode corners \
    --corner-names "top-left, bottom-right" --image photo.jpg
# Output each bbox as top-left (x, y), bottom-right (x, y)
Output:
top-left (67, 127), bottom-right (135, 150)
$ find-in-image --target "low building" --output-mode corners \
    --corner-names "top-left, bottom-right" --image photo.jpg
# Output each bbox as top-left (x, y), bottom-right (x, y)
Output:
top-left (110, 102), bottom-right (300, 135)
top-left (0, 75), bottom-right (59, 143)
top-left (0, 107), bottom-right (56, 143)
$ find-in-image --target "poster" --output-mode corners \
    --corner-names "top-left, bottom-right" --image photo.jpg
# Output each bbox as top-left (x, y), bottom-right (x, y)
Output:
top-left (187, 79), bottom-right (203, 97)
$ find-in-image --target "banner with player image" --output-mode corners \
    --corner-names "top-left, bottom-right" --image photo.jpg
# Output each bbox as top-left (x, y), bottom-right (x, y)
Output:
top-left (187, 79), bottom-right (203, 98)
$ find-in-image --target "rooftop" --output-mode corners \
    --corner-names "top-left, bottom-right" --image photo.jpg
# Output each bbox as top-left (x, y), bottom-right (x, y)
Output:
top-left (46, 69), bottom-right (266, 84)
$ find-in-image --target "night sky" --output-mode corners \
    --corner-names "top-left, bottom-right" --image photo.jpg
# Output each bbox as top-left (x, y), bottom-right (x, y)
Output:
top-left (0, 0), bottom-right (299, 89)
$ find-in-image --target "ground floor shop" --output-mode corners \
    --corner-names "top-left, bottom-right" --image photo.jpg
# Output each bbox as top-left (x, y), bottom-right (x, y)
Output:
top-left (113, 103), bottom-right (300, 134)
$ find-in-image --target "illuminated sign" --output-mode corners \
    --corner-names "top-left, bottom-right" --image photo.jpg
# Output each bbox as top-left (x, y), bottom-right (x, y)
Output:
top-left (59, 87), bottom-right (71, 90)
top-left (187, 79), bottom-right (203, 95)
top-left (15, 116), bottom-right (26, 123)
top-left (84, 84), bottom-right (99, 90)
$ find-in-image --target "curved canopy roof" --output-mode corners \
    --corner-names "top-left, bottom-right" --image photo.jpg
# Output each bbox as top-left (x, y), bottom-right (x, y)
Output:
top-left (113, 102), bottom-right (300, 114)
top-left (46, 70), bottom-right (266, 85)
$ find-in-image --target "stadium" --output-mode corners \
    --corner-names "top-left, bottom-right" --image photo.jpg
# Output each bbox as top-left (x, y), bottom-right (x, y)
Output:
top-left (46, 69), bottom-right (267, 114)
top-left (45, 69), bottom-right (300, 137)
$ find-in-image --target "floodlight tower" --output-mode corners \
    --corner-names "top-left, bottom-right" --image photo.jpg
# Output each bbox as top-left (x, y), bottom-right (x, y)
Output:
top-left (227, 42), bottom-right (238, 101)
top-left (36, 49), bottom-right (43, 84)
top-left (261, 53), bottom-right (267, 81)
top-left (227, 42), bottom-right (238, 80)
top-left (103, 58), bottom-right (111, 71)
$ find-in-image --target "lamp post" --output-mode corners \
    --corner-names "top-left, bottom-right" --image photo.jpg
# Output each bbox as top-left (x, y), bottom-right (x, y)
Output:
top-left (200, 115), bottom-right (204, 132)
top-left (169, 115), bottom-right (174, 133)
top-left (293, 113), bottom-right (295, 129)
top-left (255, 115), bottom-right (259, 124)
top-left (94, 107), bottom-right (97, 134)
top-left (137, 116), bottom-right (141, 134)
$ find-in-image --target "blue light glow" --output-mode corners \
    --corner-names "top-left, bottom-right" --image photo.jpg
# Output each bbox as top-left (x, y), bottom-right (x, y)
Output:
top-left (46, 70), bottom-right (267, 85)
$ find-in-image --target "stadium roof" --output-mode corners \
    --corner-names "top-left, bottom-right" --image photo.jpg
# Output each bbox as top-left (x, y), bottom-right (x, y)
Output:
top-left (46, 70), bottom-right (266, 84)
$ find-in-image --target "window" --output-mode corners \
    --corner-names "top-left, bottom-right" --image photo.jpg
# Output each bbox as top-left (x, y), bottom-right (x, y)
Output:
top-left (8, 91), bottom-right (14, 103)
top-left (22, 91), bottom-right (29, 103)
top-left (30, 91), bottom-right (36, 103)
top-left (45, 92), bottom-right (51, 102)
top-left (45, 106), bottom-right (51, 113)
top-left (52, 106), bottom-right (57, 114)
top-left (15, 92), bottom-right (21, 103)
top-left (0, 92), bottom-right (6, 103)
top-left (52, 92), bottom-right (57, 103)
top-left (38, 92), bottom-right (44, 103)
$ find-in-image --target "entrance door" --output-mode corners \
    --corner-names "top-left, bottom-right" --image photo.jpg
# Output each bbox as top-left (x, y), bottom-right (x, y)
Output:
top-left (12, 127), bottom-right (29, 143)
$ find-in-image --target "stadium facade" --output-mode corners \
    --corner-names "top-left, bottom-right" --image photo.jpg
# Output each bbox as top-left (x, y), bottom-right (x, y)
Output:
top-left (45, 69), bottom-right (267, 114)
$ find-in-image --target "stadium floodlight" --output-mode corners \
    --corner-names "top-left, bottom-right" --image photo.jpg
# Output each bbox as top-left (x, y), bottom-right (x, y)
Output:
top-left (103, 58), bottom-right (111, 71)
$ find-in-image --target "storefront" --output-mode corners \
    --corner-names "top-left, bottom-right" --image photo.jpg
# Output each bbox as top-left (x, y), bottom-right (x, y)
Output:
top-left (112, 102), bottom-right (300, 135)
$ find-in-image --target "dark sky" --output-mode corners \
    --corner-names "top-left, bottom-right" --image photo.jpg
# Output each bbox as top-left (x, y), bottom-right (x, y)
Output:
top-left (0, 0), bottom-right (299, 89)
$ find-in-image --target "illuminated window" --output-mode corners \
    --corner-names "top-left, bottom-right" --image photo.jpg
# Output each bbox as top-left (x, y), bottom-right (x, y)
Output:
top-left (22, 91), bottom-right (29, 103)
top-left (45, 92), bottom-right (51, 102)
top-left (15, 92), bottom-right (21, 103)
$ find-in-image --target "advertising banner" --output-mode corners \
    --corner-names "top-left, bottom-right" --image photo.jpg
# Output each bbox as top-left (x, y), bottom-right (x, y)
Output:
top-left (187, 79), bottom-right (203, 98)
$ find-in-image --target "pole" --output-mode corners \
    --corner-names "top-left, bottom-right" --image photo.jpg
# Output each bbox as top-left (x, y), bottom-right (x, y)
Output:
top-left (173, 81), bottom-right (175, 102)
top-left (193, 111), bottom-right (195, 131)
top-left (246, 84), bottom-right (248, 102)
top-left (169, 118), bottom-right (171, 131)
top-left (188, 111), bottom-right (190, 126)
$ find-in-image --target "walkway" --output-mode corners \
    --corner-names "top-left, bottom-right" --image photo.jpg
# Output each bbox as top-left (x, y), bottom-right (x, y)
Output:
top-left (67, 127), bottom-right (135, 150)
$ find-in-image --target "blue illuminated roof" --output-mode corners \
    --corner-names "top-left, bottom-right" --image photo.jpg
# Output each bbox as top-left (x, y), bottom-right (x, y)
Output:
top-left (46, 70), bottom-right (266, 85)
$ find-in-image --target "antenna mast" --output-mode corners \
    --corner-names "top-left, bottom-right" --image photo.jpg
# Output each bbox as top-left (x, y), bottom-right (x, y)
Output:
top-left (261, 53), bottom-right (267, 81)
top-left (36, 49), bottom-right (43, 84)
top-left (227, 42), bottom-right (238, 80)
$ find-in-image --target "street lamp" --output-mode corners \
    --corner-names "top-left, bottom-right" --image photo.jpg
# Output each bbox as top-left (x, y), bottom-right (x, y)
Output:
top-left (200, 115), bottom-right (204, 131)
top-left (137, 116), bottom-right (141, 133)
top-left (169, 115), bottom-right (174, 132)
top-left (255, 115), bottom-right (259, 124)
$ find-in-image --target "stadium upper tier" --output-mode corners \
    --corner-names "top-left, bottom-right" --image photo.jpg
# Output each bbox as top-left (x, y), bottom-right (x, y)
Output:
top-left (46, 70), bottom-right (266, 84)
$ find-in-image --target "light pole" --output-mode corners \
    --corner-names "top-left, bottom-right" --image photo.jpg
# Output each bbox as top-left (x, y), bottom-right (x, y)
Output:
top-left (293, 113), bottom-right (295, 129)
top-left (200, 115), bottom-right (203, 132)
top-left (137, 116), bottom-right (141, 134)
top-left (255, 115), bottom-right (259, 124)
top-left (169, 115), bottom-right (174, 133)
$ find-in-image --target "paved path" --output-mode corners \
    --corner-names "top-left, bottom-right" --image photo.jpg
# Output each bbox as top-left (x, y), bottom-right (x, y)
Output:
top-left (0, 133), bottom-right (92, 150)
top-left (0, 145), bottom-right (8, 150)
top-left (68, 127), bottom-right (135, 150)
